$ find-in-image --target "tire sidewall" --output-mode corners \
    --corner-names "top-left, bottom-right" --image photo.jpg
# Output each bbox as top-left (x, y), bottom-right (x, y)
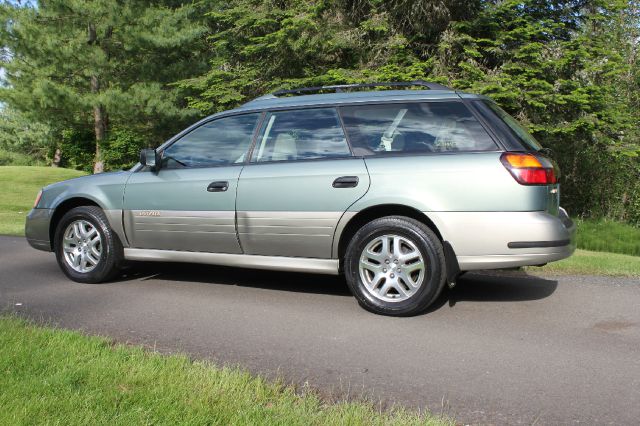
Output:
top-left (54, 207), bottom-right (118, 283)
top-left (345, 217), bottom-right (445, 315)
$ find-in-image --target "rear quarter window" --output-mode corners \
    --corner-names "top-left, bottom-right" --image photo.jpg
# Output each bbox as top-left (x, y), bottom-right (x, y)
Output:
top-left (339, 101), bottom-right (498, 156)
top-left (471, 100), bottom-right (543, 152)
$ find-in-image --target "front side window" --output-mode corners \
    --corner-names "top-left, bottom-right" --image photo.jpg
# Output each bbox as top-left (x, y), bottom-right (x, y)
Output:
top-left (340, 102), bottom-right (498, 155)
top-left (162, 113), bottom-right (260, 169)
top-left (252, 108), bottom-right (351, 162)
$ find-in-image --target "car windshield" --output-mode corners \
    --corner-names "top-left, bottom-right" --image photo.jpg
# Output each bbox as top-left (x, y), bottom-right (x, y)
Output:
top-left (482, 101), bottom-right (543, 151)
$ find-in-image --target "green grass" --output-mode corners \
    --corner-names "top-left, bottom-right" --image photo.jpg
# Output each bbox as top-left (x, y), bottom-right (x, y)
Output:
top-left (575, 219), bottom-right (640, 256)
top-left (0, 166), bottom-right (86, 235)
top-left (0, 316), bottom-right (449, 426)
top-left (528, 249), bottom-right (640, 277)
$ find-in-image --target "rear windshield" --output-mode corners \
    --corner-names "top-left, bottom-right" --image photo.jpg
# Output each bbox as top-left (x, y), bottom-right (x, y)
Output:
top-left (473, 100), bottom-right (542, 151)
top-left (340, 101), bottom-right (498, 156)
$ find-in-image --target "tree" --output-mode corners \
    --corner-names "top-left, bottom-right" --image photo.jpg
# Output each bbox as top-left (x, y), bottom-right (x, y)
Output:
top-left (176, 0), bottom-right (484, 115)
top-left (0, 0), bottom-right (207, 172)
top-left (0, 105), bottom-right (53, 165)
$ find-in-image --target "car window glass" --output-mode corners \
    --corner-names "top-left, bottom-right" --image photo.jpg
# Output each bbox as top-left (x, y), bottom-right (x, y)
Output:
top-left (340, 102), bottom-right (498, 155)
top-left (477, 100), bottom-right (542, 151)
top-left (253, 108), bottom-right (351, 162)
top-left (162, 113), bottom-right (260, 169)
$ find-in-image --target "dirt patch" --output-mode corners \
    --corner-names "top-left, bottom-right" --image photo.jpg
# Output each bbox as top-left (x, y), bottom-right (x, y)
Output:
top-left (593, 320), bottom-right (637, 332)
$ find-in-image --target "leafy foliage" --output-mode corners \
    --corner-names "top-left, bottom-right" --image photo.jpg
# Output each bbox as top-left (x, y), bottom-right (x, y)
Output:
top-left (0, 108), bottom-right (52, 164)
top-left (102, 127), bottom-right (148, 171)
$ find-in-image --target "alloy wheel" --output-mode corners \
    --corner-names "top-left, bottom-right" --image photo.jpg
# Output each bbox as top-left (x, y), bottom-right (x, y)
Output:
top-left (62, 219), bottom-right (102, 273)
top-left (358, 234), bottom-right (426, 302)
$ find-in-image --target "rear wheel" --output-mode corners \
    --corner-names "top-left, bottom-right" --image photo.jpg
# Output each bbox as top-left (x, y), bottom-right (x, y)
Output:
top-left (54, 206), bottom-right (123, 283)
top-left (344, 216), bottom-right (446, 316)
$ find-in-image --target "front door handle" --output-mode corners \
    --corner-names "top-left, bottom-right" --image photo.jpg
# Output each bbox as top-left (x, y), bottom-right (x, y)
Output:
top-left (207, 181), bottom-right (229, 192)
top-left (332, 176), bottom-right (359, 188)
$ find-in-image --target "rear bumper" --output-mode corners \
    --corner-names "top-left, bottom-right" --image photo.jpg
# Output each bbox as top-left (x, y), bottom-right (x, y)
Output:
top-left (456, 246), bottom-right (574, 270)
top-left (428, 208), bottom-right (576, 271)
top-left (25, 208), bottom-right (54, 252)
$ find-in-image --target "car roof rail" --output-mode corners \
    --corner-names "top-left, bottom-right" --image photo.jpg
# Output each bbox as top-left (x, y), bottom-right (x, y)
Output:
top-left (271, 80), bottom-right (452, 97)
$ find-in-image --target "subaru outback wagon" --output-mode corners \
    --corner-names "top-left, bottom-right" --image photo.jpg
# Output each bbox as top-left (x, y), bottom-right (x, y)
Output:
top-left (26, 81), bottom-right (575, 316)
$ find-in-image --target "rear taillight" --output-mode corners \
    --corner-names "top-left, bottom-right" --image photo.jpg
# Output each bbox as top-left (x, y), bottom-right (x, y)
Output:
top-left (500, 152), bottom-right (557, 185)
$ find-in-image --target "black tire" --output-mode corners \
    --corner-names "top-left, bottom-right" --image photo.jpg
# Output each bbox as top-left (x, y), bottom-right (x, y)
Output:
top-left (54, 206), bottom-right (123, 283)
top-left (344, 216), bottom-right (446, 316)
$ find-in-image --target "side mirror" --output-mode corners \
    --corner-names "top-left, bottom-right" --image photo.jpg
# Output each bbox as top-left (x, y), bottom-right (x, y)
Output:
top-left (140, 148), bottom-right (161, 171)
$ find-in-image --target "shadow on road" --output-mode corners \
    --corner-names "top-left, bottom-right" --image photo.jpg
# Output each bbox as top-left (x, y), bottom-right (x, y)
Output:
top-left (119, 262), bottom-right (353, 296)
top-left (118, 262), bottom-right (558, 313)
top-left (426, 270), bottom-right (559, 313)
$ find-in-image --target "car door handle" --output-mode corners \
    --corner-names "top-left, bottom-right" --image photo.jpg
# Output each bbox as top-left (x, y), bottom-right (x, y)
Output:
top-left (332, 176), bottom-right (359, 188)
top-left (207, 181), bottom-right (229, 192)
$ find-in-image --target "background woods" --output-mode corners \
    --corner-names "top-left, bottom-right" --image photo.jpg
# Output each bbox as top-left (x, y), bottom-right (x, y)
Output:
top-left (1, 0), bottom-right (639, 223)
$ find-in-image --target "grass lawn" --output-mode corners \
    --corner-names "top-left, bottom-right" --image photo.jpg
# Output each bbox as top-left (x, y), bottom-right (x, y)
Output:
top-left (0, 316), bottom-right (448, 426)
top-left (528, 249), bottom-right (640, 277)
top-left (575, 219), bottom-right (640, 256)
top-left (0, 166), bottom-right (86, 235)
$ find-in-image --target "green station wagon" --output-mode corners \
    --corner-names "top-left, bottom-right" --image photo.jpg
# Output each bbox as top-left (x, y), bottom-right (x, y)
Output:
top-left (25, 81), bottom-right (576, 316)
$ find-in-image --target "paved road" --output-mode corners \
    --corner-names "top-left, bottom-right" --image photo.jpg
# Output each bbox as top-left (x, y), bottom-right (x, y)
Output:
top-left (1, 235), bottom-right (639, 424)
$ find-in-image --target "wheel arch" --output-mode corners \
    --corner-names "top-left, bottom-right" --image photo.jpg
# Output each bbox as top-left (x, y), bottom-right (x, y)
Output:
top-left (49, 197), bottom-right (101, 250)
top-left (334, 204), bottom-right (444, 261)
top-left (334, 204), bottom-right (461, 284)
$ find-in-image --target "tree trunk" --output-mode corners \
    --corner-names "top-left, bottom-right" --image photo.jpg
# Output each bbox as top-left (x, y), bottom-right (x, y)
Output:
top-left (52, 148), bottom-right (62, 167)
top-left (91, 75), bottom-right (106, 174)
top-left (88, 23), bottom-right (106, 174)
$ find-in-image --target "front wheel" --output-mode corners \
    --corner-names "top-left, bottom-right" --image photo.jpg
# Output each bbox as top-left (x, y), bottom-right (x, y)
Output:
top-left (344, 216), bottom-right (446, 316)
top-left (54, 206), bottom-right (123, 283)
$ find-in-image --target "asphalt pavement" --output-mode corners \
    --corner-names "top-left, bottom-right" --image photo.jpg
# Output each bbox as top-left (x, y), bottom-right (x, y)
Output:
top-left (1, 235), bottom-right (639, 425)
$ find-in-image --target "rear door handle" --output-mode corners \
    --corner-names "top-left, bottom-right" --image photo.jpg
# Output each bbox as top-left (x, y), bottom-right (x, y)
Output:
top-left (332, 176), bottom-right (359, 188)
top-left (207, 181), bottom-right (229, 192)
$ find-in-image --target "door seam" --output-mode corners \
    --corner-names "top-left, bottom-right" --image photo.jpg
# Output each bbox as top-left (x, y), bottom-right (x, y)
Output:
top-left (234, 166), bottom-right (245, 253)
top-left (330, 157), bottom-right (372, 259)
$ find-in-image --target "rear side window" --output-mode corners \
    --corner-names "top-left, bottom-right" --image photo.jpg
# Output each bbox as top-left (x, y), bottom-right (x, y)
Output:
top-left (252, 108), bottom-right (351, 162)
top-left (340, 102), bottom-right (498, 155)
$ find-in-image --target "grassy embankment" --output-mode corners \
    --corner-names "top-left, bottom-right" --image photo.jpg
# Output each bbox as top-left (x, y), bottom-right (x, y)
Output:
top-left (0, 316), bottom-right (449, 425)
top-left (574, 218), bottom-right (640, 256)
top-left (0, 165), bottom-right (638, 276)
top-left (0, 166), bottom-right (86, 235)
top-left (528, 249), bottom-right (640, 277)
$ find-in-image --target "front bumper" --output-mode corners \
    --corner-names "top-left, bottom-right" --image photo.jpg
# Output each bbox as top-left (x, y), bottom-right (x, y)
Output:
top-left (25, 208), bottom-right (54, 252)
top-left (428, 207), bottom-right (577, 271)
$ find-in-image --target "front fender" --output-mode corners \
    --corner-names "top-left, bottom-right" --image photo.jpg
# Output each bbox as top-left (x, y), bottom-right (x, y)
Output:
top-left (33, 171), bottom-right (132, 250)
top-left (39, 171), bottom-right (131, 211)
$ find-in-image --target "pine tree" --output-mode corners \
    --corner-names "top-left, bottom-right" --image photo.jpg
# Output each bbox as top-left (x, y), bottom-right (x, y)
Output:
top-left (0, 0), bottom-right (206, 172)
